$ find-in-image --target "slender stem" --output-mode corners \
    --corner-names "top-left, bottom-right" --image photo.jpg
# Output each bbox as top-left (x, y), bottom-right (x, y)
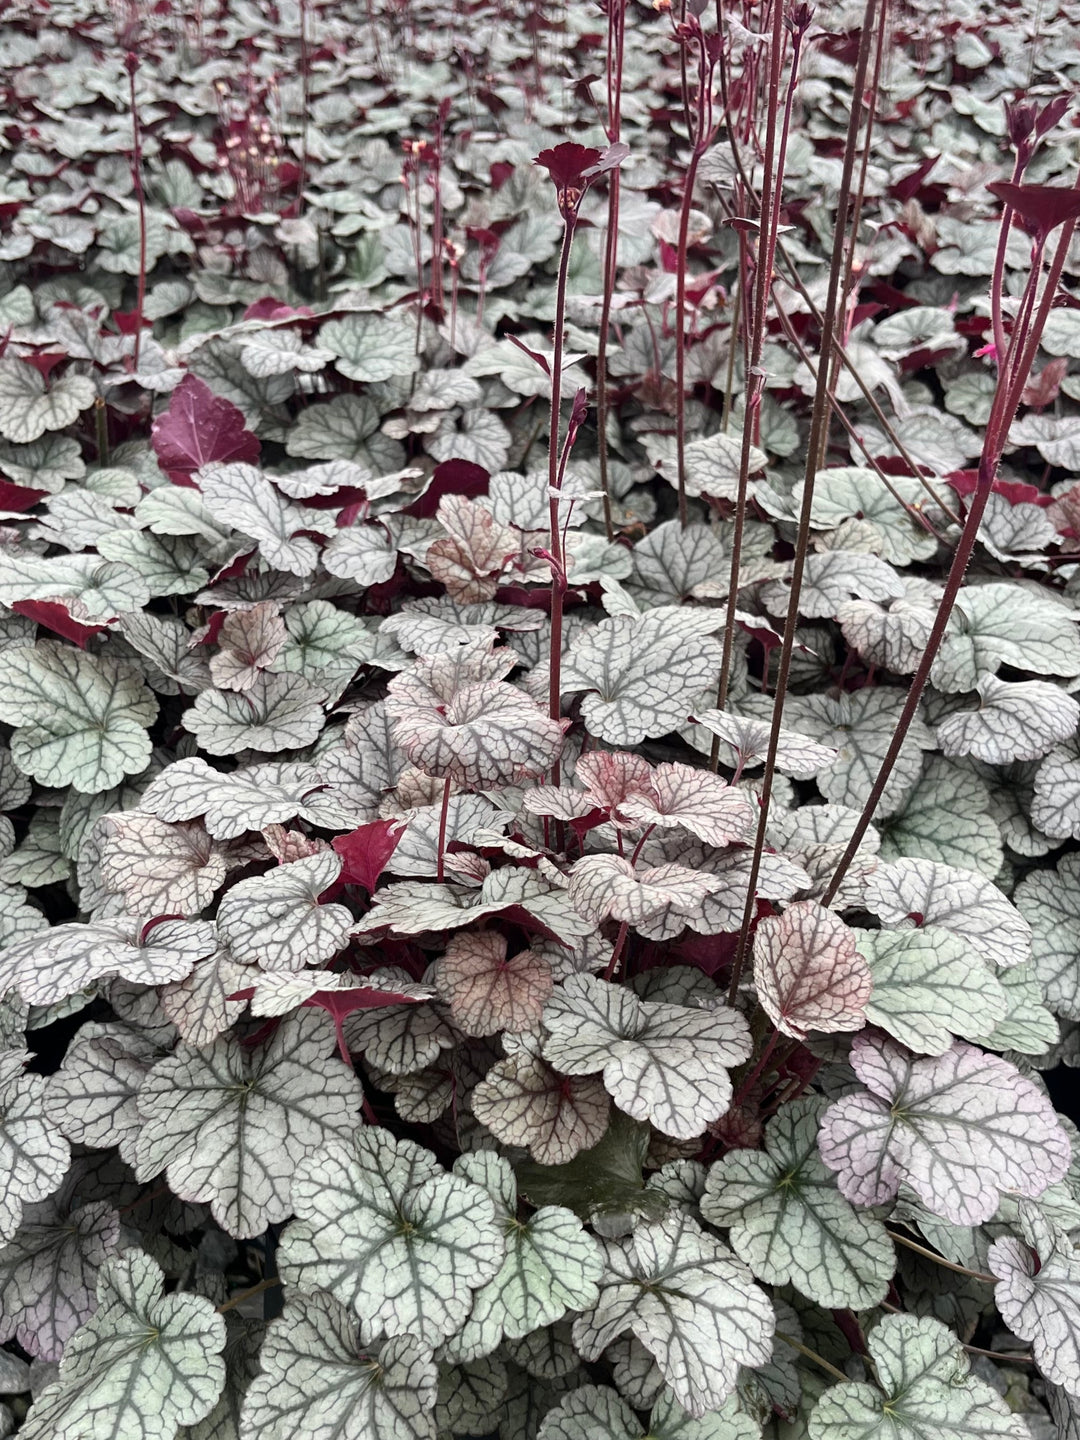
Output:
top-left (712, 2), bottom-right (796, 766)
top-left (727, 0), bottom-right (881, 1007)
top-left (94, 396), bottom-right (109, 465)
top-left (732, 1026), bottom-right (781, 1108)
top-left (963, 1345), bottom-right (1034, 1365)
top-left (823, 211), bottom-right (1079, 906)
top-left (775, 1332), bottom-right (850, 1384)
top-left (604, 920), bottom-right (630, 981)
top-left (888, 1230), bottom-right (997, 1284)
top-left (297, 0), bottom-right (309, 215)
top-left (596, 0), bottom-right (626, 541)
top-left (546, 215), bottom-right (577, 774)
top-left (126, 59), bottom-right (147, 372)
top-left (675, 144), bottom-right (706, 528)
top-left (217, 1276), bottom-right (282, 1314)
top-left (772, 289), bottom-right (945, 543)
top-left (436, 775), bottom-right (452, 883)
top-left (596, 170), bottom-right (621, 542)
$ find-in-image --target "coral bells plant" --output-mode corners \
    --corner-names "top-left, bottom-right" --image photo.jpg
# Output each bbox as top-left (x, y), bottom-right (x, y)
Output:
top-left (2, 0), bottom-right (1080, 1437)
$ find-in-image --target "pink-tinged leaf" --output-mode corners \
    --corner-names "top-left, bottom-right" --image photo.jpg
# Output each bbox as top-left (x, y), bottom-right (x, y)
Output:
top-left (261, 825), bottom-right (330, 865)
top-left (435, 930), bottom-right (553, 1036)
top-left (390, 679), bottom-right (567, 790)
top-left (150, 374), bottom-right (260, 482)
top-left (619, 763), bottom-right (757, 847)
top-left (10, 599), bottom-right (107, 648)
top-left (818, 1033), bottom-right (1071, 1226)
top-left (472, 1033), bottom-right (610, 1165)
top-left (753, 902), bottom-right (871, 1040)
top-left (576, 751), bottom-right (655, 813)
top-left (567, 854), bottom-right (724, 926)
top-left (989, 1220), bottom-right (1080, 1396)
top-left (208, 601), bottom-right (287, 692)
top-left (427, 493), bottom-right (517, 603)
top-left (332, 819), bottom-right (407, 893)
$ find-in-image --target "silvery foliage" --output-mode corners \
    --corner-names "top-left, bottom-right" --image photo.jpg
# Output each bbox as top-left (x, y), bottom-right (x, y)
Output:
top-left (0, 1), bottom-right (1077, 1435)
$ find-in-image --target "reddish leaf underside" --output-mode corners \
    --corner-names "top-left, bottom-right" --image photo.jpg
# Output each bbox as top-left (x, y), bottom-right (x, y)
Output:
top-left (332, 819), bottom-right (408, 893)
top-left (151, 373), bottom-right (261, 483)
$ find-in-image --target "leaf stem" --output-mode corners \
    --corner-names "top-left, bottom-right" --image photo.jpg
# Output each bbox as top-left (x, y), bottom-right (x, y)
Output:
top-left (217, 1276), bottom-right (282, 1314)
top-left (547, 212), bottom-right (577, 777)
top-left (604, 920), bottom-right (630, 981)
top-left (436, 775), bottom-right (452, 884)
top-left (887, 1230), bottom-right (997, 1285)
top-left (775, 1331), bottom-right (850, 1384)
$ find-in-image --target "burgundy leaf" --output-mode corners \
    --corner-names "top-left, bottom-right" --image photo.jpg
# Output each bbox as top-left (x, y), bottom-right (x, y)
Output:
top-left (151, 374), bottom-right (260, 483)
top-left (0, 479), bottom-right (46, 511)
top-left (406, 459), bottom-right (489, 519)
top-left (534, 143), bottom-right (604, 189)
top-left (987, 180), bottom-right (1080, 239)
top-left (332, 819), bottom-right (408, 892)
top-left (10, 599), bottom-right (108, 648)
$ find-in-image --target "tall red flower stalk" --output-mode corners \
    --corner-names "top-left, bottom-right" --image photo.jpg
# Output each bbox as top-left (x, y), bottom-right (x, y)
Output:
top-left (534, 144), bottom-right (624, 782)
top-left (711, 0), bottom-right (810, 767)
top-left (671, 10), bottom-right (721, 527)
top-left (125, 51), bottom-right (147, 372)
top-left (728, 0), bottom-right (882, 1005)
top-left (595, 0), bottom-right (628, 541)
top-left (823, 163), bottom-right (1080, 907)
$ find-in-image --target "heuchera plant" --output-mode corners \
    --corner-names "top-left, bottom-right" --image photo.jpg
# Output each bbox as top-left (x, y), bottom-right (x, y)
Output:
top-left (0, 0), bottom-right (1079, 1437)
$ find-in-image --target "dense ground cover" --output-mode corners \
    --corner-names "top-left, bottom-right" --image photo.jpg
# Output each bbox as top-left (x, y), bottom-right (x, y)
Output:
top-left (0, 0), bottom-right (1080, 1435)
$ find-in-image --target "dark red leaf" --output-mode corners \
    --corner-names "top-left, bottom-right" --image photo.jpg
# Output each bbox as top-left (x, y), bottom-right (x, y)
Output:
top-left (11, 600), bottom-right (108, 647)
top-left (987, 180), bottom-right (1080, 238)
top-left (151, 373), bottom-right (260, 482)
top-left (333, 819), bottom-right (407, 892)
top-left (0, 479), bottom-right (46, 512)
top-left (303, 984), bottom-right (427, 1064)
top-left (406, 459), bottom-right (489, 518)
top-left (534, 143), bottom-right (603, 189)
